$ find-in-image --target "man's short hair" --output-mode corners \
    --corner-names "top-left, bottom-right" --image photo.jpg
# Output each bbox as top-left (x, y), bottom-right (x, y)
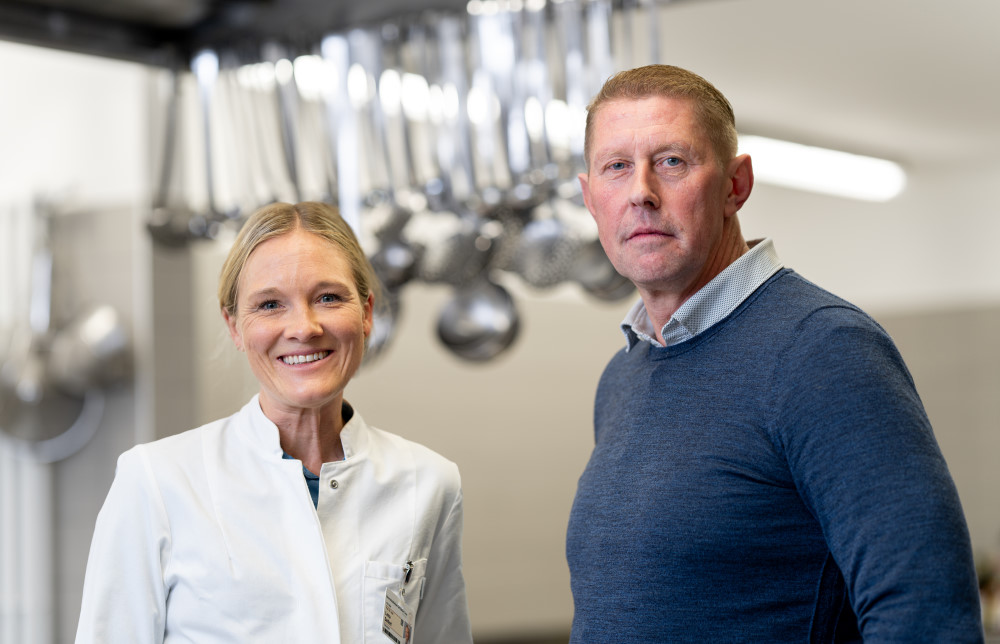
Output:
top-left (584, 64), bottom-right (739, 168)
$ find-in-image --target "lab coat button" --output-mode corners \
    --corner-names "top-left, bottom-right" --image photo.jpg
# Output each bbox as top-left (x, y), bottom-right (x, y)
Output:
top-left (329, 479), bottom-right (339, 489)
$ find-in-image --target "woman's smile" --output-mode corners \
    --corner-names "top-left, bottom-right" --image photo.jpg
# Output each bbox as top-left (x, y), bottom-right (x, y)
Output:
top-left (279, 350), bottom-right (331, 366)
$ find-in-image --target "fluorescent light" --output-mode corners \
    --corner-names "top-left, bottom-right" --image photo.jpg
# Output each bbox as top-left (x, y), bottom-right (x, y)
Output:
top-left (739, 134), bottom-right (906, 202)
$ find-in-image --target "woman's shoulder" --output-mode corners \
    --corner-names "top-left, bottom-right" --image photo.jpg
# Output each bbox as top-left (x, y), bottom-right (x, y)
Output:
top-left (129, 414), bottom-right (229, 458)
top-left (365, 423), bottom-right (462, 487)
top-left (115, 414), bottom-right (237, 491)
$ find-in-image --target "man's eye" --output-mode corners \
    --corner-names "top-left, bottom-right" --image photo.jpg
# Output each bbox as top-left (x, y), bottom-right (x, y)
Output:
top-left (609, 161), bottom-right (627, 171)
top-left (664, 157), bottom-right (682, 167)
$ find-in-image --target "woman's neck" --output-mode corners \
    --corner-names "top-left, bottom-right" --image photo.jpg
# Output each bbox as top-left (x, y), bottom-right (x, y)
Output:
top-left (261, 396), bottom-right (347, 475)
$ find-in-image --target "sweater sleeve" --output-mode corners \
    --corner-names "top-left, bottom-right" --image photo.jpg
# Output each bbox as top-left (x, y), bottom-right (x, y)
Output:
top-left (75, 447), bottom-right (170, 644)
top-left (775, 307), bottom-right (983, 641)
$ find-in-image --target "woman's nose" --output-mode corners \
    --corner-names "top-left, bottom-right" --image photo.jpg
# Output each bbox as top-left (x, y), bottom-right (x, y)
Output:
top-left (286, 306), bottom-right (323, 340)
top-left (629, 164), bottom-right (660, 210)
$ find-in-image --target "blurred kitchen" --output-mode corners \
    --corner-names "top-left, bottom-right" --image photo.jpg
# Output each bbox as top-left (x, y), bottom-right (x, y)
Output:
top-left (1, 0), bottom-right (999, 641)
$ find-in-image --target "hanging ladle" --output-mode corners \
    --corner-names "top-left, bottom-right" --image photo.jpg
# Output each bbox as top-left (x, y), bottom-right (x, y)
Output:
top-left (436, 277), bottom-right (521, 362)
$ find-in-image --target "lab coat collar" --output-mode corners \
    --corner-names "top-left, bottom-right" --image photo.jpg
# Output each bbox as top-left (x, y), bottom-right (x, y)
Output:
top-left (237, 394), bottom-right (372, 462)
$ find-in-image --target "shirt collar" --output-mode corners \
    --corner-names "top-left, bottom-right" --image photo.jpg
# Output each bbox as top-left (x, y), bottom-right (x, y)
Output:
top-left (621, 238), bottom-right (784, 350)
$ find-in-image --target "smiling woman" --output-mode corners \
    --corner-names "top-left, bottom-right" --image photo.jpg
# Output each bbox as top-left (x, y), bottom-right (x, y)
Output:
top-left (75, 202), bottom-right (474, 644)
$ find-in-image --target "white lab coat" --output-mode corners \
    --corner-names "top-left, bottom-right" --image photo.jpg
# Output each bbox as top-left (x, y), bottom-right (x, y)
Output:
top-left (75, 396), bottom-right (473, 643)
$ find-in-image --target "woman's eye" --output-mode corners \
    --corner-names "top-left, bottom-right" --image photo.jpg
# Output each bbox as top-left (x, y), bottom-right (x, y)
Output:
top-left (319, 293), bottom-right (342, 304)
top-left (258, 300), bottom-right (280, 311)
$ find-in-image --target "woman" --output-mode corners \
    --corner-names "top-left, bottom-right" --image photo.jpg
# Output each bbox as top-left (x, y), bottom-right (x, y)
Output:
top-left (76, 202), bottom-right (473, 643)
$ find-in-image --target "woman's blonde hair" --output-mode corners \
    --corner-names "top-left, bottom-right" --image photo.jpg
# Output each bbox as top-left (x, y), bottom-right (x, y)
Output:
top-left (218, 201), bottom-right (378, 318)
top-left (584, 64), bottom-right (739, 168)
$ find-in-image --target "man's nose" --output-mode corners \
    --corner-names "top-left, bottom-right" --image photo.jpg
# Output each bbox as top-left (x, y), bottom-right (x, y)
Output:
top-left (628, 164), bottom-right (660, 210)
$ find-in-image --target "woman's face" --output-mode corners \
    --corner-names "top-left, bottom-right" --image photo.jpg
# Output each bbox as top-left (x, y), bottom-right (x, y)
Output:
top-left (224, 228), bottom-right (373, 416)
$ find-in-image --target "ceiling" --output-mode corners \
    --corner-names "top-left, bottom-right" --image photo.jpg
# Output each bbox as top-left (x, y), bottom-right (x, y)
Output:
top-left (1, 0), bottom-right (996, 174)
top-left (658, 0), bottom-right (1000, 172)
top-left (0, 0), bottom-right (470, 62)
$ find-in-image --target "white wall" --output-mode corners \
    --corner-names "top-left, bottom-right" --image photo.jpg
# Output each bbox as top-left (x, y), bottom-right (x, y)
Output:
top-left (0, 41), bottom-right (151, 644)
top-left (740, 163), bottom-right (1000, 315)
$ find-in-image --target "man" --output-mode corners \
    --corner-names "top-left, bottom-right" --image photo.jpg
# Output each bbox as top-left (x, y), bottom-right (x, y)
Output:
top-left (566, 64), bottom-right (983, 642)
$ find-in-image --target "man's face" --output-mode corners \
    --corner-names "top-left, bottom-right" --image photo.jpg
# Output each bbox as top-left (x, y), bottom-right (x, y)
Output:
top-left (579, 95), bottom-right (744, 300)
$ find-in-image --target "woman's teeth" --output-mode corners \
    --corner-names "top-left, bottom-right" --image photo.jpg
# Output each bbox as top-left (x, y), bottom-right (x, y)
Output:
top-left (281, 351), bottom-right (329, 365)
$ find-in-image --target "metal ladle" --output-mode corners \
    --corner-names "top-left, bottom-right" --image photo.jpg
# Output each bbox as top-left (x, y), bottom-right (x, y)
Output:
top-left (436, 277), bottom-right (520, 362)
top-left (146, 69), bottom-right (206, 247)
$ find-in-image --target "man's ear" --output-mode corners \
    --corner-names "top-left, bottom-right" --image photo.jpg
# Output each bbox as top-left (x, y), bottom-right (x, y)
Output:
top-left (222, 307), bottom-right (243, 351)
top-left (725, 154), bottom-right (754, 217)
top-left (579, 171), bottom-right (594, 217)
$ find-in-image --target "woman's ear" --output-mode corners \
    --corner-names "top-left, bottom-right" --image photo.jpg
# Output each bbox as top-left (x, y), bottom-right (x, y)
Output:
top-left (222, 307), bottom-right (244, 351)
top-left (362, 292), bottom-right (375, 339)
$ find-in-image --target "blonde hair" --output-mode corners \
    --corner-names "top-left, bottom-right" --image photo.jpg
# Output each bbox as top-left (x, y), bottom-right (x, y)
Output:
top-left (584, 64), bottom-right (739, 168)
top-left (218, 201), bottom-right (378, 318)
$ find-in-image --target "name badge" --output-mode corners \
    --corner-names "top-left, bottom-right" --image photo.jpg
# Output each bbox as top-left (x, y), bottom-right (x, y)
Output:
top-left (382, 587), bottom-right (413, 644)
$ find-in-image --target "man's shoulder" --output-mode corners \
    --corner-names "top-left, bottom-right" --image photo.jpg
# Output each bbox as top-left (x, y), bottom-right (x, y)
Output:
top-left (756, 268), bottom-right (853, 307)
top-left (748, 269), bottom-right (876, 326)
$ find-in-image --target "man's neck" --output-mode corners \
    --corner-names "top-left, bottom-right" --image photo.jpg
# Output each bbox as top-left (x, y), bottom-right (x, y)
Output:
top-left (640, 226), bottom-right (749, 344)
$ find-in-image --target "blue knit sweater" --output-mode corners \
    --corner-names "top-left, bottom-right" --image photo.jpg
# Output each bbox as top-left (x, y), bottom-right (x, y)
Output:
top-left (566, 269), bottom-right (983, 642)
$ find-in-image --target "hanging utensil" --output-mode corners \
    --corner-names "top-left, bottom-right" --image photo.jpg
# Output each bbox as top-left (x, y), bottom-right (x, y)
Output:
top-left (571, 238), bottom-right (636, 301)
top-left (146, 68), bottom-right (209, 247)
top-left (585, 0), bottom-right (615, 99)
top-left (192, 48), bottom-right (227, 237)
top-left (349, 26), bottom-right (420, 264)
top-left (0, 207), bottom-right (84, 444)
top-left (398, 19), bottom-right (450, 211)
top-left (436, 277), bottom-right (520, 362)
top-left (509, 2), bottom-right (557, 208)
top-left (432, 14), bottom-right (477, 212)
top-left (47, 305), bottom-right (131, 396)
top-left (263, 42), bottom-right (304, 203)
top-left (468, 6), bottom-right (513, 208)
top-left (363, 287), bottom-right (400, 366)
top-left (218, 52), bottom-right (274, 213)
top-left (404, 210), bottom-right (502, 286)
top-left (370, 238), bottom-right (420, 291)
top-left (554, 0), bottom-right (587, 173)
top-left (511, 211), bottom-right (583, 289)
top-left (321, 33), bottom-right (364, 233)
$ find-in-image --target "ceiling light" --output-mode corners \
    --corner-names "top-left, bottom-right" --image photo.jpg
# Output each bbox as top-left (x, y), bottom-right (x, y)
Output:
top-left (738, 135), bottom-right (906, 202)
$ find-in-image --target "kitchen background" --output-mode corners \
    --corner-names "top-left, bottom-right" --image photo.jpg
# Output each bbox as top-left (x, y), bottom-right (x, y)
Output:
top-left (1, 0), bottom-right (999, 642)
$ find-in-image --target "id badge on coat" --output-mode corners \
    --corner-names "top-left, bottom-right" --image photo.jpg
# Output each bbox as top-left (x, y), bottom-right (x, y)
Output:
top-left (382, 588), bottom-right (413, 644)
